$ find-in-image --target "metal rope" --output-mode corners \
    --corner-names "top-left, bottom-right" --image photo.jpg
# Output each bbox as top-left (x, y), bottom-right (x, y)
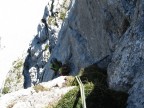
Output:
top-left (75, 76), bottom-right (86, 108)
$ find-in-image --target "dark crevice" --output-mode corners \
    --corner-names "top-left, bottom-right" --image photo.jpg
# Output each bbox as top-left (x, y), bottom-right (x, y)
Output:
top-left (121, 18), bottom-right (130, 35)
top-left (50, 0), bottom-right (55, 16)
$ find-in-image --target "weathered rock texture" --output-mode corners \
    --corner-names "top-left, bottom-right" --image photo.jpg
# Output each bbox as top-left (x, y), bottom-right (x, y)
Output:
top-left (107, 1), bottom-right (144, 108)
top-left (23, 0), bottom-right (144, 107)
top-left (1, 58), bottom-right (24, 95)
top-left (23, 0), bottom-right (71, 88)
top-left (0, 76), bottom-right (74, 108)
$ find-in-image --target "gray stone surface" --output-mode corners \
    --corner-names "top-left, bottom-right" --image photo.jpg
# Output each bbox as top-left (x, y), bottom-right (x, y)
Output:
top-left (0, 76), bottom-right (74, 108)
top-left (23, 0), bottom-right (71, 88)
top-left (23, 0), bottom-right (144, 107)
top-left (1, 58), bottom-right (24, 95)
top-left (42, 0), bottom-right (113, 81)
top-left (107, 1), bottom-right (144, 107)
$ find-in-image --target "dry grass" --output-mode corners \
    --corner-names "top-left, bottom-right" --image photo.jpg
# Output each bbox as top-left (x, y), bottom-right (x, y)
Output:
top-left (33, 84), bottom-right (49, 93)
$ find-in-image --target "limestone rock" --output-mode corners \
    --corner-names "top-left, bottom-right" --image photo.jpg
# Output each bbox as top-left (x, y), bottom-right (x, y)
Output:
top-left (29, 67), bottom-right (38, 86)
top-left (23, 0), bottom-right (144, 107)
top-left (107, 1), bottom-right (144, 107)
top-left (23, 0), bottom-right (71, 88)
top-left (1, 58), bottom-right (24, 95)
top-left (37, 22), bottom-right (48, 42)
top-left (42, 0), bottom-right (113, 82)
top-left (0, 76), bottom-right (75, 108)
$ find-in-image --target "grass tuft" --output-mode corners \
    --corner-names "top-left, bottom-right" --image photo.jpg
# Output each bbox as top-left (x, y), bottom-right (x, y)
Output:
top-left (54, 64), bottom-right (128, 108)
top-left (2, 87), bottom-right (10, 94)
top-left (33, 84), bottom-right (49, 93)
top-left (60, 11), bottom-right (66, 20)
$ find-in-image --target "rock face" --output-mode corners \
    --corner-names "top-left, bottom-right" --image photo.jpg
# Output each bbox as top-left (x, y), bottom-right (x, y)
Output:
top-left (23, 0), bottom-right (144, 107)
top-left (107, 1), bottom-right (144, 108)
top-left (0, 76), bottom-right (74, 108)
top-left (23, 0), bottom-right (71, 88)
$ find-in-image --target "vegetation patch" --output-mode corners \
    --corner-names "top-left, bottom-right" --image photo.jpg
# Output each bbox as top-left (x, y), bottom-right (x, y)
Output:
top-left (64, 76), bottom-right (77, 87)
top-left (2, 86), bottom-right (10, 94)
top-left (60, 11), bottom-right (66, 20)
top-left (44, 44), bottom-right (49, 51)
top-left (50, 58), bottom-right (71, 76)
top-left (5, 78), bottom-right (13, 84)
top-left (48, 0), bottom-right (69, 26)
top-left (2, 58), bottom-right (24, 94)
top-left (13, 60), bottom-right (23, 70)
top-left (33, 84), bottom-right (49, 93)
top-left (54, 64), bottom-right (128, 108)
top-left (48, 16), bottom-right (57, 26)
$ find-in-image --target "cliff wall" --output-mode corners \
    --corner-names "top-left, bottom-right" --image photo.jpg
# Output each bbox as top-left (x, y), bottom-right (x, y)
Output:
top-left (23, 0), bottom-right (144, 107)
